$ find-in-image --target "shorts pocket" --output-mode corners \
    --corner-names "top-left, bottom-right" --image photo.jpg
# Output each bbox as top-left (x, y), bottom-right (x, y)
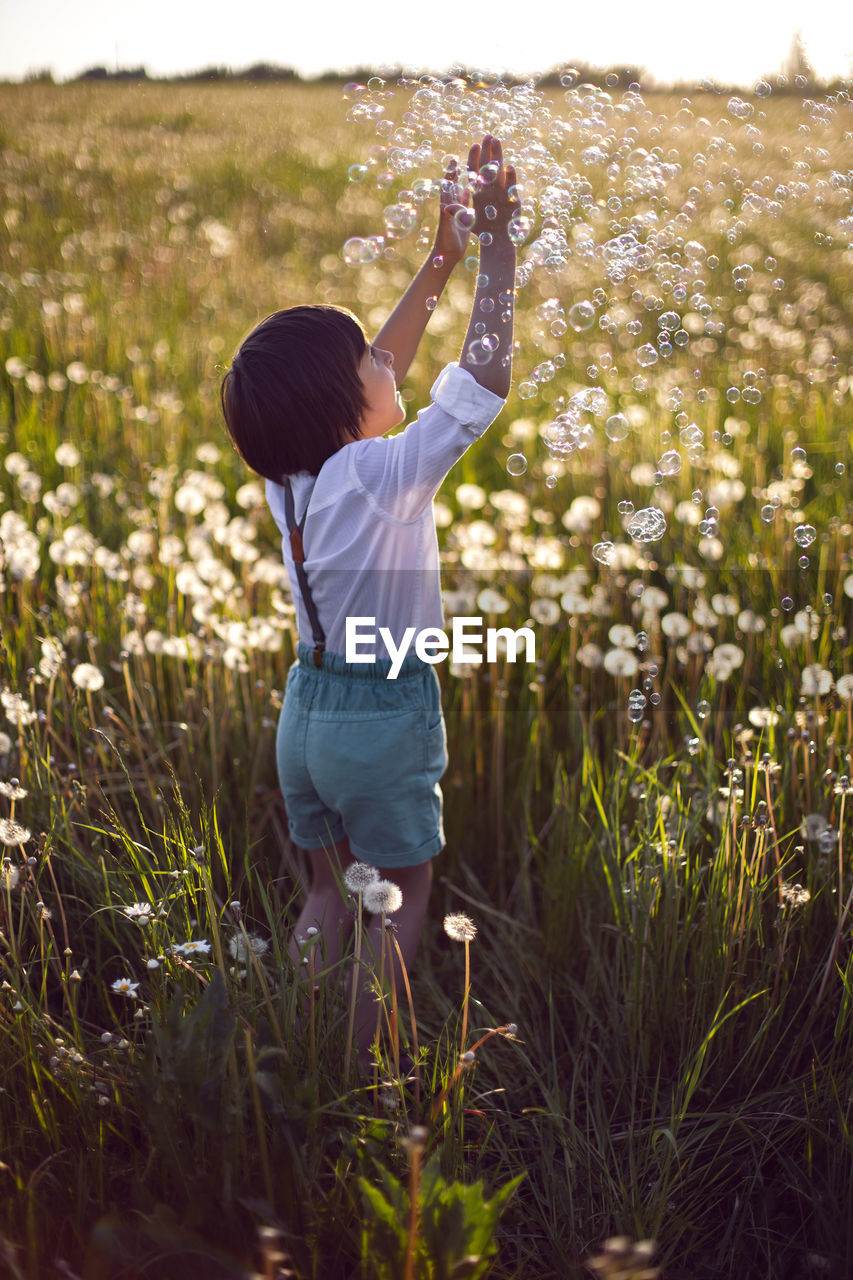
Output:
top-left (423, 715), bottom-right (448, 781)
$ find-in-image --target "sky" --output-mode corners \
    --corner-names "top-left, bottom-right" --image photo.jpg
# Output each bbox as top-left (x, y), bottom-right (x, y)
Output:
top-left (1, 0), bottom-right (852, 87)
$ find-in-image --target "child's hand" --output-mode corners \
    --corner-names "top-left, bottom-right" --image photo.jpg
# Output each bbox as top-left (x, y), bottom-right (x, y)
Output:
top-left (432, 157), bottom-right (475, 264)
top-left (467, 135), bottom-right (518, 238)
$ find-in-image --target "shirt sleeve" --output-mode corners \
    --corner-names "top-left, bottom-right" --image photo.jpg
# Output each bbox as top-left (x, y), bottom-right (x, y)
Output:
top-left (349, 363), bottom-right (506, 523)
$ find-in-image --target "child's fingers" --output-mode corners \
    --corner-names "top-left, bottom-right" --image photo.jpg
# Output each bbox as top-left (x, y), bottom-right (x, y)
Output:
top-left (505, 163), bottom-right (517, 192)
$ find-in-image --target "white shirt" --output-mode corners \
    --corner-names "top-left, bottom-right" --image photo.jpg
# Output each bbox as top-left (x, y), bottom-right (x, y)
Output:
top-left (266, 363), bottom-right (506, 660)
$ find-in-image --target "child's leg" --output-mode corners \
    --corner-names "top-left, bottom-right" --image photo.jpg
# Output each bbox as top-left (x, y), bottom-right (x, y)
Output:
top-left (288, 837), bottom-right (356, 973)
top-left (354, 859), bottom-right (433, 1068)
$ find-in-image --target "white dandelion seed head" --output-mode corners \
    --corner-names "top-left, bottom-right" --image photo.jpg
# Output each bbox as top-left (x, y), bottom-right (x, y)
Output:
top-left (0, 780), bottom-right (27, 800)
top-left (363, 880), bottom-right (403, 915)
top-left (836, 675), bottom-right (853, 702)
top-left (801, 664), bottom-right (833, 697)
top-left (227, 932), bottom-right (270, 963)
top-left (1, 861), bottom-right (20, 890)
top-left (71, 663), bottom-right (104, 692)
top-left (0, 818), bottom-right (32, 847)
top-left (38, 638), bottom-right (64, 679)
top-left (780, 882), bottom-right (811, 908)
top-left (443, 912), bottom-right (478, 943)
top-left (55, 442), bottom-right (81, 468)
top-left (748, 706), bottom-right (780, 728)
top-left (603, 648), bottom-right (639, 678)
top-left (344, 862), bottom-right (381, 894)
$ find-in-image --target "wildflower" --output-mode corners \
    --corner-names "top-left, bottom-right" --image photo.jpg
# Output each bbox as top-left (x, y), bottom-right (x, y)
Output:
top-left (0, 819), bottom-right (31, 847)
top-left (173, 939), bottom-right (212, 958)
top-left (833, 776), bottom-right (853, 797)
top-left (443, 913), bottom-right (478, 943)
top-left (836, 675), bottom-right (853, 701)
top-left (146, 958), bottom-right (160, 970)
top-left (111, 978), bottom-right (140, 998)
top-left (71, 663), bottom-right (105, 692)
top-left (122, 902), bottom-right (153, 924)
top-left (363, 880), bottom-right (403, 915)
top-left (227, 932), bottom-right (270, 963)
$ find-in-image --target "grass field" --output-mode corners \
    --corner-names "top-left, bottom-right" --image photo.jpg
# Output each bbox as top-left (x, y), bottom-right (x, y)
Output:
top-left (0, 76), bottom-right (852, 1279)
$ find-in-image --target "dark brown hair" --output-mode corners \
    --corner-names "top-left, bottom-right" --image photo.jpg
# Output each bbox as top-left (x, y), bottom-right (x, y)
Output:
top-left (220, 305), bottom-right (368, 479)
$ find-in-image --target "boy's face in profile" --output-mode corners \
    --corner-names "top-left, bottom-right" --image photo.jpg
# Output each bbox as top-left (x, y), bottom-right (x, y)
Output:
top-left (357, 344), bottom-right (406, 438)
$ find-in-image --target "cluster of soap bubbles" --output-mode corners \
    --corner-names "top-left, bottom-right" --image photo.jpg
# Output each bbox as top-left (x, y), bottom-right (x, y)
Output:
top-left (338, 68), bottom-right (852, 557)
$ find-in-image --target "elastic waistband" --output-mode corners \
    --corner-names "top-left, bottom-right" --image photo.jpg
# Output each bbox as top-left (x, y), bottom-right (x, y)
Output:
top-left (295, 641), bottom-right (429, 681)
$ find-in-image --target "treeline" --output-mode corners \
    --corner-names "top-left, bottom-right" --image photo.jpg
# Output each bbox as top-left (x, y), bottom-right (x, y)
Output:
top-left (17, 56), bottom-right (846, 95)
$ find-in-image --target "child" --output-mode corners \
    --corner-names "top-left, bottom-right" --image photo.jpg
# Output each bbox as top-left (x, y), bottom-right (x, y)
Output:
top-left (221, 135), bottom-right (517, 1066)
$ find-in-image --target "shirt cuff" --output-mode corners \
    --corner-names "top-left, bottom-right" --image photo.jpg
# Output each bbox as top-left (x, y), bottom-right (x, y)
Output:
top-left (429, 362), bottom-right (506, 430)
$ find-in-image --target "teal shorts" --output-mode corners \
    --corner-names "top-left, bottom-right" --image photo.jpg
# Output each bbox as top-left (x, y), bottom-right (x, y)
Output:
top-left (276, 642), bottom-right (448, 869)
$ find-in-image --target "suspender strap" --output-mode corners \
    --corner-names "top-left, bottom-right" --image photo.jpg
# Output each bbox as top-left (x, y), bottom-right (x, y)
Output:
top-left (282, 478), bottom-right (326, 668)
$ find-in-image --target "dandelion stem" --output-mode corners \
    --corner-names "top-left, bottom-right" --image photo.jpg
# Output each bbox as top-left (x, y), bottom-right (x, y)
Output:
top-left (391, 931), bottom-right (421, 1116)
top-left (460, 937), bottom-right (471, 1051)
top-left (343, 892), bottom-right (363, 1081)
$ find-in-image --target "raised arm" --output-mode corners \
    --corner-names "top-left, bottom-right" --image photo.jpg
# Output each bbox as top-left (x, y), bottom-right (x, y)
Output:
top-left (372, 156), bottom-right (477, 382)
top-left (458, 136), bottom-right (518, 400)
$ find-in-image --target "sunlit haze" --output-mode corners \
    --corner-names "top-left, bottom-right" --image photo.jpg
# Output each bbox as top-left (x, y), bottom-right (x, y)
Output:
top-left (1, 0), bottom-right (851, 86)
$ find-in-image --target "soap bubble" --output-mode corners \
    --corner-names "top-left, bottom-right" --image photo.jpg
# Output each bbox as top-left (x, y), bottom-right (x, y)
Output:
top-left (506, 453), bottom-right (528, 476)
top-left (342, 236), bottom-right (382, 265)
top-left (508, 215), bottom-right (534, 245)
top-left (465, 339), bottom-right (492, 366)
top-left (383, 203), bottom-right (417, 238)
top-left (348, 164), bottom-right (368, 182)
top-left (627, 507), bottom-right (667, 542)
top-left (636, 344), bottom-right (659, 367)
top-left (545, 474), bottom-right (558, 489)
top-left (592, 541), bottom-right (615, 565)
top-left (605, 413), bottom-right (629, 441)
top-left (793, 524), bottom-right (816, 547)
top-left (658, 450), bottom-right (682, 475)
top-left (568, 301), bottom-right (596, 331)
